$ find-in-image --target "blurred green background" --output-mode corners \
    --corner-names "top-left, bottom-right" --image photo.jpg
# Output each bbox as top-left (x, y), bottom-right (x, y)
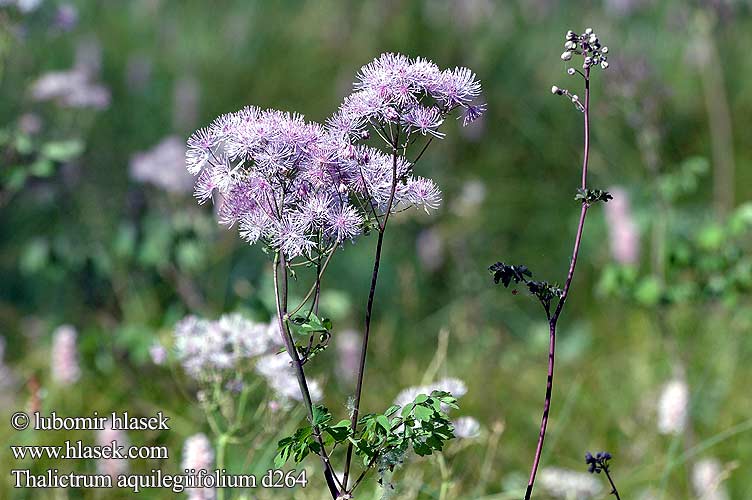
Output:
top-left (1, 0), bottom-right (751, 498)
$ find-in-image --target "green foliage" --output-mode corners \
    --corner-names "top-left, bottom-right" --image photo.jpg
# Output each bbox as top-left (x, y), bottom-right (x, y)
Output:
top-left (288, 313), bottom-right (333, 336)
top-left (657, 156), bottom-right (709, 202)
top-left (287, 313), bottom-right (333, 363)
top-left (599, 202), bottom-right (752, 307)
top-left (0, 129), bottom-right (84, 196)
top-left (490, 262), bottom-right (563, 313)
top-left (575, 188), bottom-right (613, 205)
top-left (275, 392), bottom-right (458, 480)
top-left (526, 280), bottom-right (564, 311)
top-left (489, 262), bottom-right (532, 287)
top-left (275, 424), bottom-right (318, 468)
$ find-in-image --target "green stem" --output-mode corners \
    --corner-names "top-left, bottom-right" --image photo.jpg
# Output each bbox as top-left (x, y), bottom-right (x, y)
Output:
top-left (438, 454), bottom-right (452, 500)
top-left (216, 434), bottom-right (228, 500)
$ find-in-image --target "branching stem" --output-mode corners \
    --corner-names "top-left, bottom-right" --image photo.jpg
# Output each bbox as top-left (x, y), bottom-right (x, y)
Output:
top-left (273, 252), bottom-right (341, 499)
top-left (343, 129), bottom-right (401, 489)
top-left (524, 66), bottom-right (592, 500)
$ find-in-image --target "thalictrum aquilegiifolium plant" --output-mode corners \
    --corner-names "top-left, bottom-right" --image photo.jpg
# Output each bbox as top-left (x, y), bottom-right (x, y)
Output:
top-left (185, 53), bottom-right (485, 498)
top-left (490, 28), bottom-right (612, 500)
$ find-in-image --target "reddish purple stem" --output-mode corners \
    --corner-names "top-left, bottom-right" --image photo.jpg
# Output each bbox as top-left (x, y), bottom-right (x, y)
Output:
top-left (524, 67), bottom-right (591, 500)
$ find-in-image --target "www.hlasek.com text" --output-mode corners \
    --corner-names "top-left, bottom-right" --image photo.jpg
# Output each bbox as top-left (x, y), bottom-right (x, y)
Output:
top-left (11, 439), bottom-right (168, 461)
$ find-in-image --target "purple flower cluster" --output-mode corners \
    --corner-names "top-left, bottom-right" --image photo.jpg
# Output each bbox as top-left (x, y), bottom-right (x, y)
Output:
top-left (186, 53), bottom-right (484, 260)
top-left (329, 53), bottom-right (484, 138)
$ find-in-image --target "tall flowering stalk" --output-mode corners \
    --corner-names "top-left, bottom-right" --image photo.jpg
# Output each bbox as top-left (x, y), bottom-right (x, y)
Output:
top-left (490, 28), bottom-right (611, 500)
top-left (185, 53), bottom-right (484, 498)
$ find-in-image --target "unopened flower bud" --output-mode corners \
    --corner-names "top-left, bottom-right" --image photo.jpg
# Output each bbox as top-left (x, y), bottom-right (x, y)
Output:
top-left (551, 85), bottom-right (562, 95)
top-left (384, 107), bottom-right (399, 121)
top-left (564, 40), bottom-right (576, 50)
top-left (589, 34), bottom-right (598, 44)
top-left (585, 28), bottom-right (593, 35)
top-left (561, 51), bottom-right (573, 61)
top-left (601, 61), bottom-right (609, 69)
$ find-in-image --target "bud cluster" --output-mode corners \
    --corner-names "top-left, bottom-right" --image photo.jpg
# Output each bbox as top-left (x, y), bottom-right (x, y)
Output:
top-left (552, 29), bottom-right (610, 112)
top-left (550, 85), bottom-right (584, 113)
top-left (585, 451), bottom-right (612, 474)
top-left (561, 28), bottom-right (609, 70)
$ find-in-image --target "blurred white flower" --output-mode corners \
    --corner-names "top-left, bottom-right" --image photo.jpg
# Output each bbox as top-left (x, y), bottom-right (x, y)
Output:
top-left (149, 342), bottom-right (167, 365)
top-left (96, 419), bottom-right (129, 478)
top-left (0, 336), bottom-right (17, 391)
top-left (30, 38), bottom-right (108, 109)
top-left (30, 70), bottom-right (110, 109)
top-left (18, 113), bottom-right (42, 135)
top-left (394, 377), bottom-right (468, 409)
top-left (423, 0), bottom-right (494, 31)
top-left (255, 353), bottom-right (323, 405)
top-left (174, 313), bottom-right (321, 407)
top-left (416, 228), bottom-right (444, 272)
top-left (74, 38), bottom-right (102, 77)
top-left (453, 416), bottom-right (481, 439)
top-left (174, 314), bottom-right (282, 378)
top-left (173, 75), bottom-right (201, 129)
top-left (129, 136), bottom-right (194, 193)
top-left (182, 433), bottom-right (215, 500)
top-left (604, 0), bottom-right (648, 17)
top-left (50, 325), bottom-right (80, 385)
top-left (636, 487), bottom-right (660, 500)
top-left (335, 329), bottom-right (361, 384)
top-left (604, 186), bottom-right (640, 265)
top-left (1, 0), bottom-right (43, 13)
top-left (451, 179), bottom-right (486, 217)
top-left (539, 467), bottom-right (603, 499)
top-left (53, 4), bottom-right (78, 32)
top-left (125, 53), bottom-right (153, 92)
top-left (692, 458), bottom-right (730, 500)
top-left (657, 378), bottom-right (689, 435)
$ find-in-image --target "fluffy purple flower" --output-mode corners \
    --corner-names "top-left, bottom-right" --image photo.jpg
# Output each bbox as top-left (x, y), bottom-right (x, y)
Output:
top-left (407, 177), bottom-right (442, 213)
top-left (404, 105), bottom-right (445, 137)
top-left (326, 204), bottom-right (364, 242)
top-left (462, 103), bottom-right (487, 126)
top-left (434, 67), bottom-right (482, 107)
top-left (186, 108), bottom-right (359, 258)
top-left (185, 53), bottom-right (484, 260)
top-left (333, 53), bottom-right (485, 138)
top-left (272, 216), bottom-right (317, 260)
top-left (186, 127), bottom-right (216, 175)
